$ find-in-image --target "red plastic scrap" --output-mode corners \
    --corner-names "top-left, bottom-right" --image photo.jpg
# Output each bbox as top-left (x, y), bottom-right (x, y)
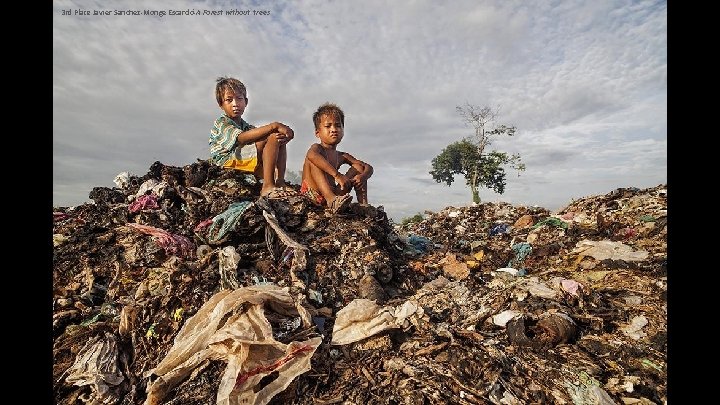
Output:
top-left (234, 344), bottom-right (316, 389)
top-left (194, 218), bottom-right (214, 233)
top-left (53, 211), bottom-right (85, 225)
top-left (53, 212), bottom-right (70, 222)
top-left (617, 227), bottom-right (637, 239)
top-left (128, 194), bottom-right (160, 213)
top-left (126, 222), bottom-right (195, 258)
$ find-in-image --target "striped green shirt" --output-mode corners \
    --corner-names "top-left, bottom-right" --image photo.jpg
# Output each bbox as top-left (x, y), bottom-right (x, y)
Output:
top-left (209, 115), bottom-right (256, 165)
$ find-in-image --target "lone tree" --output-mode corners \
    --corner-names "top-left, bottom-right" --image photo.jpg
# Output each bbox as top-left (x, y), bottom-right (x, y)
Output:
top-left (430, 103), bottom-right (525, 203)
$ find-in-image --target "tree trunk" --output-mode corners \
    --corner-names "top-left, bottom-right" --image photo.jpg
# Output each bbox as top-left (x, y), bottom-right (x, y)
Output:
top-left (470, 170), bottom-right (480, 204)
top-left (471, 187), bottom-right (480, 204)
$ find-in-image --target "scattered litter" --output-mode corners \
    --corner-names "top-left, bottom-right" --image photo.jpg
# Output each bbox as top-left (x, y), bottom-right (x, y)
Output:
top-left (53, 161), bottom-right (667, 404)
top-left (621, 315), bottom-right (649, 340)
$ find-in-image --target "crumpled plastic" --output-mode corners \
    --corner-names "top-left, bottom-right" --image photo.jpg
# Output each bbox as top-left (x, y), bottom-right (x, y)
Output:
top-left (559, 278), bottom-right (585, 297)
top-left (489, 223), bottom-right (509, 236)
top-left (65, 332), bottom-right (124, 405)
top-left (219, 246), bottom-right (241, 290)
top-left (331, 298), bottom-right (423, 345)
top-left (564, 371), bottom-right (616, 405)
top-left (402, 234), bottom-right (433, 255)
top-left (132, 179), bottom-right (168, 200)
top-left (126, 223), bottom-right (195, 259)
top-left (522, 278), bottom-right (557, 298)
top-left (207, 201), bottom-right (254, 244)
top-left (621, 315), bottom-right (648, 340)
top-left (508, 242), bottom-right (532, 269)
top-left (262, 210), bottom-right (309, 289)
top-left (54, 211), bottom-right (71, 222)
top-left (572, 239), bottom-right (649, 261)
top-left (53, 233), bottom-right (69, 247)
top-left (506, 310), bottom-right (577, 348)
top-left (532, 217), bottom-right (568, 229)
top-left (128, 194), bottom-right (159, 213)
top-left (113, 171), bottom-right (132, 189)
top-left (194, 218), bottom-right (214, 233)
top-left (492, 310), bottom-right (522, 327)
top-left (143, 284), bottom-right (319, 405)
top-left (331, 299), bottom-right (397, 345)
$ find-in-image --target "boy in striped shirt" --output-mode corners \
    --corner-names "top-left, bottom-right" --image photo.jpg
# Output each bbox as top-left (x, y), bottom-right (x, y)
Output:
top-left (209, 77), bottom-right (295, 198)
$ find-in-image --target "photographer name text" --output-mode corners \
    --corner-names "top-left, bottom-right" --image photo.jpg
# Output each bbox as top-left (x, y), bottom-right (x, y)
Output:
top-left (60, 9), bottom-right (270, 17)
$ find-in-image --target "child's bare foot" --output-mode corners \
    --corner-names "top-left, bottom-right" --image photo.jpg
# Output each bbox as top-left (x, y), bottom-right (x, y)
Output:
top-left (329, 194), bottom-right (352, 214)
top-left (273, 179), bottom-right (296, 192)
top-left (260, 186), bottom-right (276, 197)
top-left (277, 181), bottom-right (296, 192)
top-left (262, 187), bottom-right (298, 199)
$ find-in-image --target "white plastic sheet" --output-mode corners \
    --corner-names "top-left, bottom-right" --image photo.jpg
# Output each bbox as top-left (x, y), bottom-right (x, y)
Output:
top-left (331, 299), bottom-right (423, 345)
top-left (65, 332), bottom-right (124, 404)
top-left (572, 240), bottom-right (649, 262)
top-left (144, 284), bottom-right (319, 405)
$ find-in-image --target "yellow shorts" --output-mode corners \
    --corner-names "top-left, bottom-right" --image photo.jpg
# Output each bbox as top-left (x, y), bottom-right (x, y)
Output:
top-left (222, 144), bottom-right (258, 172)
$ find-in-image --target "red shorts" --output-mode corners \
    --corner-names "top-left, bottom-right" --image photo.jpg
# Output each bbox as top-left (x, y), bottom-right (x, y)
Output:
top-left (300, 180), bottom-right (326, 205)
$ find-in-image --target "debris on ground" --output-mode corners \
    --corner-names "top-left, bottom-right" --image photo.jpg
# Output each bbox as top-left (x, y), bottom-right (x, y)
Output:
top-left (53, 160), bottom-right (667, 404)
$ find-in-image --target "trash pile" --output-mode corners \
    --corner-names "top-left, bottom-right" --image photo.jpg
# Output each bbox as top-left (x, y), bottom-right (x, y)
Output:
top-left (53, 160), bottom-right (667, 405)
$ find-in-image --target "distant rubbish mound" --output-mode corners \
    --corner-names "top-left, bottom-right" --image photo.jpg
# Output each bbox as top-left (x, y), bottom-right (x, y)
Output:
top-left (53, 160), bottom-right (667, 405)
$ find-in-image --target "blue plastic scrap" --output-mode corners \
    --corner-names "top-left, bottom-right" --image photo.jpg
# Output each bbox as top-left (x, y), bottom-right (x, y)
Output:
top-left (207, 201), bottom-right (254, 243)
top-left (313, 316), bottom-right (326, 333)
top-left (489, 223), bottom-right (509, 236)
top-left (508, 242), bottom-right (533, 270)
top-left (407, 234), bottom-right (433, 252)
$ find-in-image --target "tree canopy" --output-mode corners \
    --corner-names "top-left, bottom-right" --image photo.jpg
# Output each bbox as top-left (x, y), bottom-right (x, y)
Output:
top-left (430, 104), bottom-right (525, 203)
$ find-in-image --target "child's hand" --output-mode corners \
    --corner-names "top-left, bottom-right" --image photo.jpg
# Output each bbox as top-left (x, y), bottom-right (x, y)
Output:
top-left (275, 123), bottom-right (294, 145)
top-left (334, 173), bottom-right (351, 190)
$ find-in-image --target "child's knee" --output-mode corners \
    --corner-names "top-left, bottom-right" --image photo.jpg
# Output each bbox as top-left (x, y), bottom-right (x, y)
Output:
top-left (267, 133), bottom-right (282, 144)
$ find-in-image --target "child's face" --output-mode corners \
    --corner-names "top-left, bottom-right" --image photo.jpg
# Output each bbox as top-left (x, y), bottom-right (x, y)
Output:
top-left (315, 114), bottom-right (344, 146)
top-left (220, 89), bottom-right (247, 120)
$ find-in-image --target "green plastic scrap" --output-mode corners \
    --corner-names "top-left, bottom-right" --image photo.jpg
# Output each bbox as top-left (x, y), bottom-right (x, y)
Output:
top-left (578, 370), bottom-right (596, 386)
top-left (146, 323), bottom-right (158, 338)
top-left (532, 217), bottom-right (568, 229)
top-left (641, 359), bottom-right (663, 372)
top-left (308, 289), bottom-right (323, 304)
top-left (80, 312), bottom-right (102, 327)
top-left (639, 215), bottom-right (656, 222)
top-left (564, 371), bottom-right (615, 405)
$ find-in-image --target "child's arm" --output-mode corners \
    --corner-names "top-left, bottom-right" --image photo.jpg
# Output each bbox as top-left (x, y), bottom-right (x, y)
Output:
top-left (238, 122), bottom-right (294, 145)
top-left (306, 144), bottom-right (350, 188)
top-left (341, 152), bottom-right (373, 184)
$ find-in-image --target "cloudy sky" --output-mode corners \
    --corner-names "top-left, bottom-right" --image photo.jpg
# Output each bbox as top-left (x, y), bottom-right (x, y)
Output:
top-left (53, 0), bottom-right (666, 222)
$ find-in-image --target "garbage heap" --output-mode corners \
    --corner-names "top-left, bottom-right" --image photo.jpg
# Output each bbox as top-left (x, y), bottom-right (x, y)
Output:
top-left (53, 160), bottom-right (667, 405)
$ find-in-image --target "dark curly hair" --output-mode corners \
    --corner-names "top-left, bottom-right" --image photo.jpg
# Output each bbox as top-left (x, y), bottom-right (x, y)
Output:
top-left (312, 102), bottom-right (344, 129)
